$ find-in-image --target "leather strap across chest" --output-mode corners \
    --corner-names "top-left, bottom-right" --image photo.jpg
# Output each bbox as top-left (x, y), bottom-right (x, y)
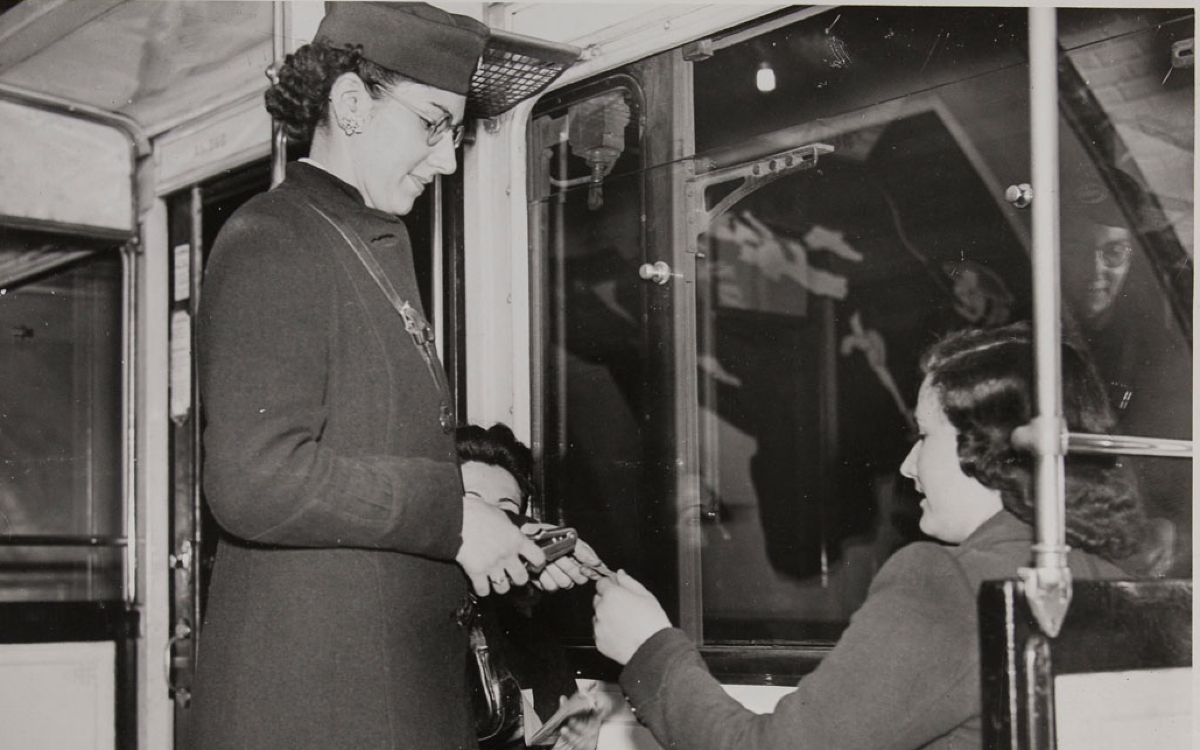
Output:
top-left (302, 198), bottom-right (456, 433)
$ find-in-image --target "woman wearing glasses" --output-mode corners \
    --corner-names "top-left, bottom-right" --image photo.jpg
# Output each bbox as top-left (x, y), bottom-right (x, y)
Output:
top-left (192, 5), bottom-right (583, 750)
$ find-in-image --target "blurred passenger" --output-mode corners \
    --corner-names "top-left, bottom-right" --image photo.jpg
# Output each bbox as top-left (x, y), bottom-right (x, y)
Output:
top-left (193, 5), bottom-right (572, 750)
top-left (457, 424), bottom-right (613, 750)
top-left (592, 321), bottom-right (1150, 750)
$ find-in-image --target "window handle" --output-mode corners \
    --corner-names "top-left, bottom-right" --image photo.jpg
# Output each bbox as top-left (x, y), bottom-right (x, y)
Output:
top-left (638, 261), bottom-right (679, 285)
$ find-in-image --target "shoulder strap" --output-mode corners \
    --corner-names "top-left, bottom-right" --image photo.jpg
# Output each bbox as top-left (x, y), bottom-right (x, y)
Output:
top-left (302, 198), bottom-right (456, 433)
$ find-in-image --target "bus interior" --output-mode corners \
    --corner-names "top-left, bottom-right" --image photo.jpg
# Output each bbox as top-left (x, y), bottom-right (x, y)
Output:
top-left (0, 3), bottom-right (1192, 750)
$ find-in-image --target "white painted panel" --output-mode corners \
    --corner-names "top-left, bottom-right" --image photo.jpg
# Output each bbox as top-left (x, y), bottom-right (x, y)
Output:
top-left (507, 3), bottom-right (667, 42)
top-left (153, 96), bottom-right (272, 196)
top-left (0, 98), bottom-right (132, 231)
top-left (1056, 668), bottom-right (1192, 750)
top-left (592, 679), bottom-right (795, 750)
top-left (0, 641), bottom-right (116, 750)
top-left (136, 198), bottom-right (174, 750)
top-left (503, 3), bottom-right (784, 88)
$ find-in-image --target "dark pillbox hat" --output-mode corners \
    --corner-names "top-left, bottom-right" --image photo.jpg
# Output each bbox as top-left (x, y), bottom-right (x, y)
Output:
top-left (315, 2), bottom-right (489, 96)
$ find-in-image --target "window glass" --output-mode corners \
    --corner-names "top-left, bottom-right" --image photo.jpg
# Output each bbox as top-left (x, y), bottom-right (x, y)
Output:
top-left (1057, 9), bottom-right (1193, 577)
top-left (0, 249), bottom-right (125, 601)
top-left (693, 6), bottom-right (1035, 642)
top-left (531, 7), bottom-right (1192, 650)
top-left (529, 81), bottom-right (658, 582)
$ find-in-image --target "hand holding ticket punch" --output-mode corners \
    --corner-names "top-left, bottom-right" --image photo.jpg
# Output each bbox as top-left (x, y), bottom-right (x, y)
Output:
top-left (523, 521), bottom-right (615, 582)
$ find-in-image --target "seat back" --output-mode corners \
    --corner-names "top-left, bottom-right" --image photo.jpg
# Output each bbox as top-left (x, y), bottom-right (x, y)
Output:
top-left (979, 579), bottom-right (1192, 750)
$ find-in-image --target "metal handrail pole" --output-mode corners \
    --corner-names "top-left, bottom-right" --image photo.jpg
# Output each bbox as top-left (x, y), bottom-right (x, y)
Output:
top-left (1019, 6), bottom-right (1072, 639)
top-left (269, 1), bottom-right (288, 188)
top-left (1066, 433), bottom-right (1192, 458)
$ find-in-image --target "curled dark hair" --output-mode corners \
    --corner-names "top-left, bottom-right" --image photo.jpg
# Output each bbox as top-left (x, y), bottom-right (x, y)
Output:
top-left (456, 423), bottom-right (536, 515)
top-left (920, 322), bottom-right (1146, 561)
top-left (264, 40), bottom-right (407, 142)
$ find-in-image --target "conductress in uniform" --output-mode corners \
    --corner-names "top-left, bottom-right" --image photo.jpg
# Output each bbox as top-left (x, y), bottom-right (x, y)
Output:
top-left (192, 4), bottom-right (583, 749)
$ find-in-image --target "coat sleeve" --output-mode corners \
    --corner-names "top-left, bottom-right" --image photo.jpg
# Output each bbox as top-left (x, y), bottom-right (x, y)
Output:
top-left (196, 203), bottom-right (463, 558)
top-left (619, 544), bottom-right (980, 750)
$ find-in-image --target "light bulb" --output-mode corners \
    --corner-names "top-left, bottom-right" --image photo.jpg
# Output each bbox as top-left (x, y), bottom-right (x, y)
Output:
top-left (756, 62), bottom-right (776, 93)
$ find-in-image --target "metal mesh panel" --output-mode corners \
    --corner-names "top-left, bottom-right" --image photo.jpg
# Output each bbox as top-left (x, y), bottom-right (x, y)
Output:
top-left (468, 30), bottom-right (579, 119)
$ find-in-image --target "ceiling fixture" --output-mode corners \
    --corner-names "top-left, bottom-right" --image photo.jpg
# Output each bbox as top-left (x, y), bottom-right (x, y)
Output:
top-left (756, 61), bottom-right (776, 93)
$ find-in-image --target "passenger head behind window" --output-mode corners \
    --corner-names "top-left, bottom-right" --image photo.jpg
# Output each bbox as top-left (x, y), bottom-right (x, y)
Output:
top-left (456, 423), bottom-right (536, 518)
top-left (919, 322), bottom-right (1147, 563)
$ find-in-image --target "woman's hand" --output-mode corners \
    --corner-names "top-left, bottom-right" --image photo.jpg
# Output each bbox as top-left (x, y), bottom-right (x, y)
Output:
top-left (457, 495), bottom-right (545, 596)
top-left (592, 570), bottom-right (672, 665)
top-left (520, 523), bottom-right (607, 592)
top-left (550, 686), bottom-right (616, 750)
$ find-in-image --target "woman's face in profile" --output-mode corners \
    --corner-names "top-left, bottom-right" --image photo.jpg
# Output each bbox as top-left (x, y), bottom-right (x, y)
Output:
top-left (353, 80), bottom-right (465, 216)
top-left (900, 378), bottom-right (1003, 543)
top-left (461, 461), bottom-right (524, 516)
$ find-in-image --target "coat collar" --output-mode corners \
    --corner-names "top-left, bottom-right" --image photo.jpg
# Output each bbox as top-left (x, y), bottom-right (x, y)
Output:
top-left (280, 161), bottom-right (406, 227)
top-left (961, 509), bottom-right (1032, 549)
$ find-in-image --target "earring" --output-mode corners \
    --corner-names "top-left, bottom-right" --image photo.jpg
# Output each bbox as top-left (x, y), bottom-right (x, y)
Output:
top-left (339, 116), bottom-right (363, 136)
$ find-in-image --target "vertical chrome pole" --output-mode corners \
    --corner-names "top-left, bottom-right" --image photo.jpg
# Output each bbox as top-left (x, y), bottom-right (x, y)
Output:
top-left (1019, 6), bottom-right (1072, 638)
top-left (123, 243), bottom-right (138, 606)
top-left (269, 1), bottom-right (288, 188)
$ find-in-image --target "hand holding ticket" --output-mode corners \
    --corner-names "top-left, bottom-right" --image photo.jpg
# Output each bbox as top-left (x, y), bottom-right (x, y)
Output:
top-left (526, 684), bottom-right (615, 748)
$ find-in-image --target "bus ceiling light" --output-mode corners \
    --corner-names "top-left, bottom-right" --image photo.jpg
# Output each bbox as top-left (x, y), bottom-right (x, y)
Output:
top-left (756, 62), bottom-right (776, 93)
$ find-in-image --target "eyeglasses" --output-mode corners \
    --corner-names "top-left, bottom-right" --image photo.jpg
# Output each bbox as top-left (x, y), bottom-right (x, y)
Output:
top-left (1096, 239), bottom-right (1134, 269)
top-left (1064, 239), bottom-right (1135, 269)
top-left (381, 89), bottom-right (465, 148)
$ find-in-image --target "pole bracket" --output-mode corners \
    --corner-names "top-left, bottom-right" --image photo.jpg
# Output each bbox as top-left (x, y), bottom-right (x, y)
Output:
top-left (1018, 561), bottom-right (1073, 638)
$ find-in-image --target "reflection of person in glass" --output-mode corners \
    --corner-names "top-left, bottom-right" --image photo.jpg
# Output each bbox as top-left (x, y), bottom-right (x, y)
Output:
top-left (942, 260), bottom-right (1014, 327)
top-left (457, 424), bottom-right (612, 750)
top-left (592, 323), bottom-right (1152, 750)
top-left (1073, 222), bottom-right (1134, 328)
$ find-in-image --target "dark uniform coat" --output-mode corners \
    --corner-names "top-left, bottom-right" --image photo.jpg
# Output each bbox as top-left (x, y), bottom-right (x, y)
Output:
top-left (192, 162), bottom-right (475, 750)
top-left (620, 510), bottom-right (1130, 750)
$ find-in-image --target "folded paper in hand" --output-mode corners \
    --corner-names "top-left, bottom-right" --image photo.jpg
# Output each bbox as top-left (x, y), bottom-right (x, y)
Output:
top-left (525, 690), bottom-right (602, 746)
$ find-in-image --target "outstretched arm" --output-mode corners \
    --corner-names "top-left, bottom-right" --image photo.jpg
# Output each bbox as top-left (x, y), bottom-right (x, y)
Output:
top-left (593, 546), bottom-right (982, 750)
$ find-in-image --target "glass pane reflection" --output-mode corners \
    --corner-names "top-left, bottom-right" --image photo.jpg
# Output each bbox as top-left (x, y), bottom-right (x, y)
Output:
top-left (531, 6), bottom-right (1193, 650)
top-left (0, 252), bottom-right (125, 602)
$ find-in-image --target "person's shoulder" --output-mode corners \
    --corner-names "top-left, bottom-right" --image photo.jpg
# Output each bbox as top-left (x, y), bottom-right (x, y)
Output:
top-left (217, 186), bottom-right (319, 241)
top-left (870, 542), bottom-right (976, 604)
top-left (207, 186), bottom-right (332, 274)
top-left (880, 540), bottom-right (963, 575)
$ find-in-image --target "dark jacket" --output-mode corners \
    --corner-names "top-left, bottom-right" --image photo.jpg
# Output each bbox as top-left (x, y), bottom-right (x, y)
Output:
top-left (192, 162), bottom-right (474, 750)
top-left (620, 510), bottom-right (1129, 750)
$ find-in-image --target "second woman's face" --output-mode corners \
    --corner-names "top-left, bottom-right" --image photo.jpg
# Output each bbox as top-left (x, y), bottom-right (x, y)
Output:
top-left (357, 81), bottom-right (465, 216)
top-left (899, 377), bottom-right (1003, 543)
top-left (461, 461), bottom-right (524, 516)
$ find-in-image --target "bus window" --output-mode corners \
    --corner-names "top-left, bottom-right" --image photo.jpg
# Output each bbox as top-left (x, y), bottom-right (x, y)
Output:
top-left (0, 237), bottom-right (126, 602)
top-left (690, 6), bottom-right (1036, 643)
top-left (1057, 9), bottom-right (1193, 578)
top-left (531, 6), bottom-right (1192, 653)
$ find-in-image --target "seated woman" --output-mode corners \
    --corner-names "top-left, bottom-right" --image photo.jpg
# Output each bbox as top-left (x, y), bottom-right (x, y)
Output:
top-left (592, 322), bottom-right (1150, 750)
top-left (458, 423), bottom-right (612, 750)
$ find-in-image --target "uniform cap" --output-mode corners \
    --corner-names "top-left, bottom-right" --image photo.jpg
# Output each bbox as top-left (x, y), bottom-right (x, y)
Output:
top-left (315, 2), bottom-right (579, 119)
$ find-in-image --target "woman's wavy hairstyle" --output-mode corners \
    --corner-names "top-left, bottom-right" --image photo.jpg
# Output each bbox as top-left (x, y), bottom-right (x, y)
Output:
top-left (264, 40), bottom-right (408, 142)
top-left (920, 322), bottom-right (1146, 561)
top-left (456, 423), bottom-right (536, 515)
